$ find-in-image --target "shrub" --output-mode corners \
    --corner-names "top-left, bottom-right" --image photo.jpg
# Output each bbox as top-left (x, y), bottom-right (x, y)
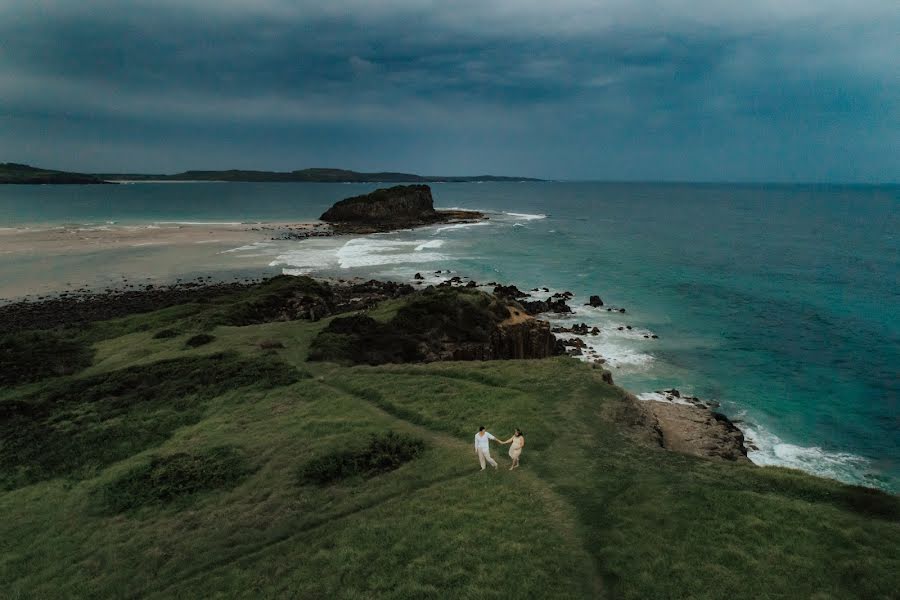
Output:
top-left (258, 339), bottom-right (285, 349)
top-left (298, 432), bottom-right (426, 485)
top-left (97, 446), bottom-right (252, 513)
top-left (0, 330), bottom-right (94, 386)
top-left (152, 328), bottom-right (179, 339)
top-left (0, 352), bottom-right (299, 489)
top-left (185, 333), bottom-right (215, 347)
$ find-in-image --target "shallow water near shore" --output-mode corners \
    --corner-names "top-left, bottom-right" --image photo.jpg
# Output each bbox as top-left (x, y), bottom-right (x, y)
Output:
top-left (1, 181), bottom-right (898, 491)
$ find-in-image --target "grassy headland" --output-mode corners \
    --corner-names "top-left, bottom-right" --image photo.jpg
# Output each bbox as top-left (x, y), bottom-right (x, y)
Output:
top-left (0, 163), bottom-right (112, 185)
top-left (1, 277), bottom-right (897, 599)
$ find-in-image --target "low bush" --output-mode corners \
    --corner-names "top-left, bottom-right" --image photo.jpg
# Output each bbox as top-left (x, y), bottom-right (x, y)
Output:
top-left (0, 330), bottom-right (94, 386)
top-left (185, 333), bottom-right (215, 347)
top-left (0, 352), bottom-right (299, 489)
top-left (298, 432), bottom-right (426, 485)
top-left (97, 446), bottom-right (252, 513)
top-left (258, 339), bottom-right (285, 349)
top-left (152, 328), bottom-right (179, 339)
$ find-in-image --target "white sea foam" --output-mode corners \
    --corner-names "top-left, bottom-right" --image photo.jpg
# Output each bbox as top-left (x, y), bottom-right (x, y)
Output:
top-left (153, 221), bottom-right (243, 226)
top-left (739, 424), bottom-right (882, 489)
top-left (219, 242), bottom-right (278, 254)
top-left (636, 391), bottom-right (695, 406)
top-left (336, 238), bottom-right (447, 268)
top-left (504, 212), bottom-right (546, 220)
top-left (270, 236), bottom-right (451, 272)
top-left (433, 221), bottom-right (490, 234)
top-left (414, 240), bottom-right (445, 251)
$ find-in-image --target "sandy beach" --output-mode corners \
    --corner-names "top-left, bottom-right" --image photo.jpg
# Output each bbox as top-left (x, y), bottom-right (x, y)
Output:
top-left (0, 221), bottom-right (329, 300)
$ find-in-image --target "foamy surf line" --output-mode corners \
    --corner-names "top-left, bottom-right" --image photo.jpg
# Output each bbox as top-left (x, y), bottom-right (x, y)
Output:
top-left (740, 423), bottom-right (887, 490)
top-left (504, 212), bottom-right (547, 220)
top-left (269, 236), bottom-right (453, 272)
top-left (154, 221), bottom-right (244, 226)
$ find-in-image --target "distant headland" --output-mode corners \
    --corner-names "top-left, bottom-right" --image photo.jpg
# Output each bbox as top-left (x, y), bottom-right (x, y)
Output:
top-left (0, 163), bottom-right (113, 185)
top-left (0, 162), bottom-right (542, 184)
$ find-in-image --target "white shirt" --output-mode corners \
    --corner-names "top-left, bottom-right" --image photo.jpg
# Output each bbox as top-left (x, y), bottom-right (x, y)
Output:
top-left (474, 432), bottom-right (495, 451)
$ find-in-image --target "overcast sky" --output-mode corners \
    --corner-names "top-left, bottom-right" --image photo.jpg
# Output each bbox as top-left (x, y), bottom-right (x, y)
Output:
top-left (1, 0), bottom-right (897, 181)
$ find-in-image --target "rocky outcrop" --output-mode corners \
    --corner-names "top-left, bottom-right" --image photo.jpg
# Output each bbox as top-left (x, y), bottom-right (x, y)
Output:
top-left (309, 286), bottom-right (564, 365)
top-left (320, 185), bottom-right (484, 233)
top-left (632, 397), bottom-right (750, 462)
top-left (586, 295), bottom-right (604, 307)
top-left (442, 318), bottom-right (559, 361)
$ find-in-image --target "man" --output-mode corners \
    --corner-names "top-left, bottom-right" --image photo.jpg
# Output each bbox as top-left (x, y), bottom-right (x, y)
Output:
top-left (474, 426), bottom-right (499, 470)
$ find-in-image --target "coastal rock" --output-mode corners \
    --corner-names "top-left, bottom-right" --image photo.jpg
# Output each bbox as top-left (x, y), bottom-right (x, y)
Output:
top-left (492, 284), bottom-right (530, 299)
top-left (585, 295), bottom-right (604, 307)
top-left (319, 185), bottom-right (484, 233)
top-left (309, 286), bottom-right (564, 365)
top-left (636, 399), bottom-right (750, 462)
top-left (414, 272), bottom-right (424, 280)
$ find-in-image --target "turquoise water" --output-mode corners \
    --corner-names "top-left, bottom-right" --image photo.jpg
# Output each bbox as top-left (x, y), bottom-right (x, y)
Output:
top-left (2, 182), bottom-right (898, 490)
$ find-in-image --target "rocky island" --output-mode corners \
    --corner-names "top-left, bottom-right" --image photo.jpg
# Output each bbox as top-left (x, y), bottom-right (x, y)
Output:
top-left (319, 184), bottom-right (485, 233)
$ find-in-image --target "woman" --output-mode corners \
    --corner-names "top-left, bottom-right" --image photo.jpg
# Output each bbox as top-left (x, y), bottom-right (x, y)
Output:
top-left (501, 428), bottom-right (525, 470)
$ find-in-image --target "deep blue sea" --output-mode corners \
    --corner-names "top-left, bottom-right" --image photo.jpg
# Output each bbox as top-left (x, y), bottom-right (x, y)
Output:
top-left (2, 181), bottom-right (898, 490)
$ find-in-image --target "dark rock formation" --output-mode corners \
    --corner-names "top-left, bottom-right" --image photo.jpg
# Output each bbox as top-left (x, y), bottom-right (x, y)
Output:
top-left (518, 296), bottom-right (573, 315)
top-left (492, 284), bottom-right (530, 299)
top-left (0, 276), bottom-right (417, 335)
top-left (309, 286), bottom-right (563, 365)
top-left (319, 185), bottom-right (484, 233)
top-left (586, 295), bottom-right (604, 307)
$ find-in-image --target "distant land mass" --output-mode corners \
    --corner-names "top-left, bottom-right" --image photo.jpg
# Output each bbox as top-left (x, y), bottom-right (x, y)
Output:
top-left (97, 167), bottom-right (543, 183)
top-left (0, 163), bottom-right (541, 184)
top-left (0, 163), bottom-right (112, 185)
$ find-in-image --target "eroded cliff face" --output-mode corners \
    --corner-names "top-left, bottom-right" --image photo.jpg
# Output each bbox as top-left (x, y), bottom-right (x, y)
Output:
top-left (434, 316), bottom-right (560, 361)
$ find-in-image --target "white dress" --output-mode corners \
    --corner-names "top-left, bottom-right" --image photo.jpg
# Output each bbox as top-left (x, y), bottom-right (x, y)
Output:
top-left (509, 435), bottom-right (524, 459)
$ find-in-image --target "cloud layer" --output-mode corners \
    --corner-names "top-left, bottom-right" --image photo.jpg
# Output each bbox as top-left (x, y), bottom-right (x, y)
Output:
top-left (1, 0), bottom-right (897, 180)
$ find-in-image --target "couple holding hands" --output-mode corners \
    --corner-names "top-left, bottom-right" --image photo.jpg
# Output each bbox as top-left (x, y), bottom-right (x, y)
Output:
top-left (474, 426), bottom-right (525, 471)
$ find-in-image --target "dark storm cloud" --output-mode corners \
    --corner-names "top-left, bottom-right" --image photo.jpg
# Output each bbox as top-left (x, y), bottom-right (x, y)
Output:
top-left (0, 0), bottom-right (897, 180)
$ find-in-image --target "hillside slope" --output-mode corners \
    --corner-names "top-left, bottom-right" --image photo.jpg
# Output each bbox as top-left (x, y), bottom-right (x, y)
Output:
top-left (1, 278), bottom-right (897, 599)
top-left (0, 162), bottom-right (111, 184)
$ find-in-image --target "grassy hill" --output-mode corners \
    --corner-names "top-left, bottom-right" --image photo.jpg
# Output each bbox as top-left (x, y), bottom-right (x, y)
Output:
top-left (1, 278), bottom-right (897, 599)
top-left (0, 162), bottom-right (111, 184)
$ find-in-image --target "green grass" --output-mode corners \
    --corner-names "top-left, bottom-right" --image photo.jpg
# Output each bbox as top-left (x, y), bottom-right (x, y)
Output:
top-left (97, 445), bottom-right (253, 513)
top-left (0, 286), bottom-right (897, 599)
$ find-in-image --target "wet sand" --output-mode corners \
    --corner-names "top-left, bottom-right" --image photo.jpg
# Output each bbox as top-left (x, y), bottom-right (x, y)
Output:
top-left (0, 222), bottom-right (329, 300)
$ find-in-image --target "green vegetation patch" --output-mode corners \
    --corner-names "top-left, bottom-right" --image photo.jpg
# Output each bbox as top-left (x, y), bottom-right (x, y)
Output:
top-left (152, 328), bottom-right (178, 339)
top-left (298, 431), bottom-right (426, 485)
top-left (97, 446), bottom-right (253, 513)
top-left (184, 333), bottom-right (215, 347)
top-left (308, 286), bottom-right (509, 364)
top-left (0, 352), bottom-right (299, 489)
top-left (0, 329), bottom-right (94, 386)
top-left (214, 275), bottom-right (333, 327)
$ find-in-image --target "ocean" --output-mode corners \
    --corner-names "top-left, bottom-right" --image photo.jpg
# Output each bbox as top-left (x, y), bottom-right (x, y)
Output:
top-left (2, 181), bottom-right (898, 491)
